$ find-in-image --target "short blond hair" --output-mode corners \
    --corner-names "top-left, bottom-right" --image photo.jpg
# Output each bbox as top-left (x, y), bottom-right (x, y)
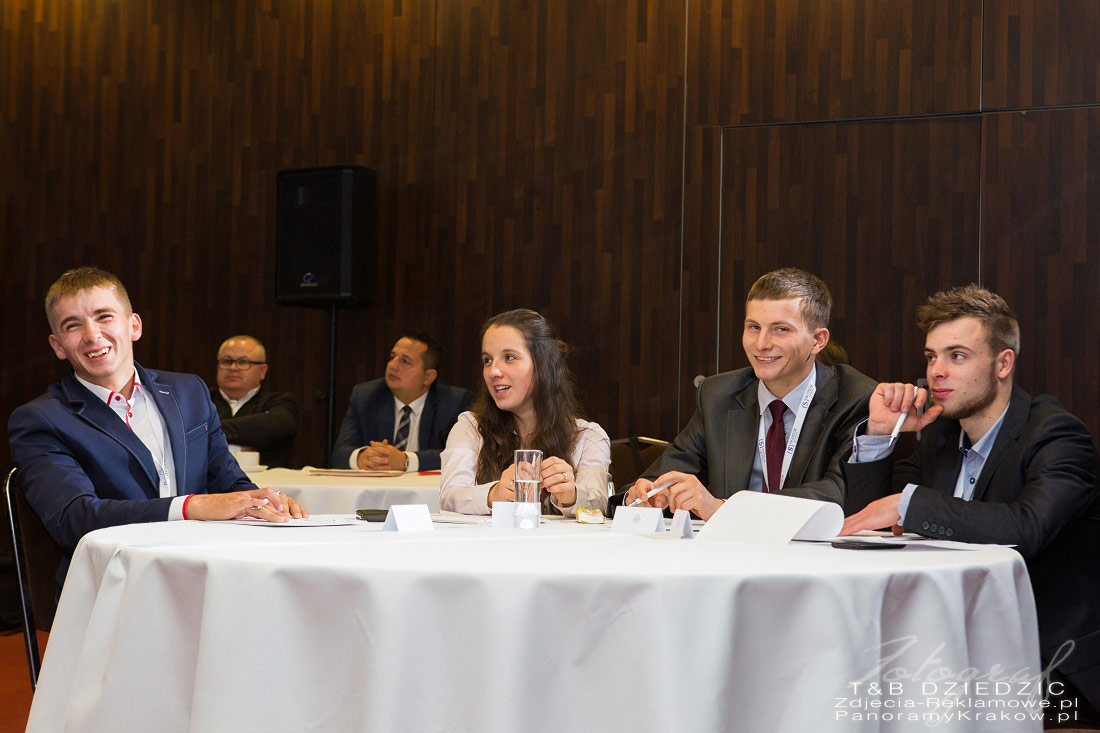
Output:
top-left (746, 268), bottom-right (832, 331)
top-left (45, 267), bottom-right (133, 332)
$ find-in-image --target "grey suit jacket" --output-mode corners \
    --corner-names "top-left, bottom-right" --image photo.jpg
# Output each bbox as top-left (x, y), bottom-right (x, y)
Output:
top-left (640, 362), bottom-right (877, 508)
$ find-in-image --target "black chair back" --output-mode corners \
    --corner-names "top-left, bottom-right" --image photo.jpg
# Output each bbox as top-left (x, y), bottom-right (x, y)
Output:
top-left (5, 467), bottom-right (64, 689)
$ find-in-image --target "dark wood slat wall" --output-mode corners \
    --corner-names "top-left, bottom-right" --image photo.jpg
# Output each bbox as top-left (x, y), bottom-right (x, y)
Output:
top-left (982, 108), bottom-right (1100, 435)
top-left (676, 0), bottom-right (1100, 443)
top-left (4, 0), bottom-right (1100, 473)
top-left (0, 0), bottom-right (444, 470)
top-left (697, 0), bottom-right (982, 125)
top-left (983, 0), bottom-right (1100, 111)
top-left (426, 0), bottom-right (686, 436)
top-left (717, 118), bottom-right (982, 381)
top-left (0, 0), bottom-right (686, 471)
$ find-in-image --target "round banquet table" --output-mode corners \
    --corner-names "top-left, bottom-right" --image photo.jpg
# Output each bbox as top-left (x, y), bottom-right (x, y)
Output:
top-left (28, 519), bottom-right (1043, 733)
top-left (245, 467), bottom-right (442, 513)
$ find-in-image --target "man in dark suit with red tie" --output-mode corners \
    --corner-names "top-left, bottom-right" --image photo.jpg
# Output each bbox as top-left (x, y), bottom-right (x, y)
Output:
top-left (623, 268), bottom-right (877, 520)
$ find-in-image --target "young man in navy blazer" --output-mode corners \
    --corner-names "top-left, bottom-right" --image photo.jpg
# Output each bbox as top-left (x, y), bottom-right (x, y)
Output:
top-left (330, 331), bottom-right (473, 472)
top-left (842, 285), bottom-right (1100, 720)
top-left (8, 268), bottom-right (306, 587)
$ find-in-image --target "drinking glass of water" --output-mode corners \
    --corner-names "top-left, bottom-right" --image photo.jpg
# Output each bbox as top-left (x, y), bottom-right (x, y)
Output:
top-left (513, 449), bottom-right (543, 529)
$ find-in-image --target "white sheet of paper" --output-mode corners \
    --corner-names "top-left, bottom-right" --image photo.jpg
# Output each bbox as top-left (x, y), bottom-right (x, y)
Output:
top-left (431, 512), bottom-right (489, 525)
top-left (611, 507), bottom-right (666, 534)
top-left (668, 508), bottom-right (694, 539)
top-left (204, 516), bottom-right (358, 527)
top-left (383, 504), bottom-right (434, 532)
top-left (696, 491), bottom-right (842, 544)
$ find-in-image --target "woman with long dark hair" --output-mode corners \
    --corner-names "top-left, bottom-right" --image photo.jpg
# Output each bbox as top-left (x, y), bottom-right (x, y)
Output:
top-left (440, 309), bottom-right (610, 515)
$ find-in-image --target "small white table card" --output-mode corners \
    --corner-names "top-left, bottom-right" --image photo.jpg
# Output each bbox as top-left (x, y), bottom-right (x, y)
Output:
top-left (611, 506), bottom-right (666, 534)
top-left (668, 508), bottom-right (695, 539)
top-left (382, 504), bottom-right (434, 532)
top-left (491, 502), bottom-right (516, 528)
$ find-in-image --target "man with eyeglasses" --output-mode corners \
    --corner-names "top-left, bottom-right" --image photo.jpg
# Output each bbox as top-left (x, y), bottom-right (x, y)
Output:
top-left (211, 335), bottom-right (299, 468)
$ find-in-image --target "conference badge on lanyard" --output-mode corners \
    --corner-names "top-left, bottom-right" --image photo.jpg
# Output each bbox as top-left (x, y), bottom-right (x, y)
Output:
top-left (756, 371), bottom-right (817, 492)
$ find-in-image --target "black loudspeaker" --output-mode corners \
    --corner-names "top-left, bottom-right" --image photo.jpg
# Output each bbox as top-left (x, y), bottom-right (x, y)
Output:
top-left (275, 165), bottom-right (377, 306)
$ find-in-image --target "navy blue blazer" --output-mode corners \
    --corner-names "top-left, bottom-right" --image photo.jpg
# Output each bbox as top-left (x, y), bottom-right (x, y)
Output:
top-left (8, 363), bottom-right (254, 583)
top-left (330, 379), bottom-right (473, 470)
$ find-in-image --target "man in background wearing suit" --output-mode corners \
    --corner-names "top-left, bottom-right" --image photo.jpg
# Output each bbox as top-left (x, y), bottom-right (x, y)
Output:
top-left (623, 267), bottom-right (877, 520)
top-left (841, 284), bottom-right (1099, 720)
top-left (331, 331), bottom-right (473, 472)
top-left (8, 268), bottom-right (305, 586)
top-left (211, 334), bottom-right (299, 468)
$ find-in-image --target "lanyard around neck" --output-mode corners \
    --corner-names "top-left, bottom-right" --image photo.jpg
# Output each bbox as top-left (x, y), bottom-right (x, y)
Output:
top-left (755, 369), bottom-right (817, 492)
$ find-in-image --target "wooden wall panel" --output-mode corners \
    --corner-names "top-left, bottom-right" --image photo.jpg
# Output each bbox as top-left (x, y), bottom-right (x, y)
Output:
top-left (429, 0), bottom-right (686, 440)
top-left (677, 123), bottom-right (724, 427)
top-left (983, 0), bottom-right (1100, 110)
top-left (0, 0), bottom-right (688, 475)
top-left (688, 0), bottom-right (982, 126)
top-left (982, 108), bottom-right (1100, 437)
top-left (0, 0), bottom-right (439, 469)
top-left (719, 118), bottom-right (982, 383)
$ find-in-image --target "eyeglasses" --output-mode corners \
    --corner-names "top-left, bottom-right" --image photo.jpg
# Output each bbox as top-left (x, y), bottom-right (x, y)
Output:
top-left (217, 358), bottom-right (266, 370)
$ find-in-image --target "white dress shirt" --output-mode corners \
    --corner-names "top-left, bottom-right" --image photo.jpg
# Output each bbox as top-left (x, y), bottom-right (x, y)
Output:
top-left (747, 369), bottom-right (817, 492)
top-left (348, 390), bottom-right (429, 472)
top-left (219, 386), bottom-right (260, 416)
top-left (76, 370), bottom-right (186, 520)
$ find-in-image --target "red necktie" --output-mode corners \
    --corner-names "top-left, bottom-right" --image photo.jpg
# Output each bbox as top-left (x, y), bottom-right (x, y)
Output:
top-left (765, 400), bottom-right (788, 492)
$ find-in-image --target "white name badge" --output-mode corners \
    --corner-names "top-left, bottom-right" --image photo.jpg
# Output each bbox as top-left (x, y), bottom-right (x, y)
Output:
top-left (611, 507), bottom-right (666, 534)
top-left (491, 501), bottom-right (516, 527)
top-left (383, 504), bottom-right (434, 532)
top-left (668, 508), bottom-right (695, 539)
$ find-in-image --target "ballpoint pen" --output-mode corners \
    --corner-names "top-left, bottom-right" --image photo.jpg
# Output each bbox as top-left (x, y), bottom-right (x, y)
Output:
top-left (888, 386), bottom-right (919, 444)
top-left (627, 480), bottom-right (675, 508)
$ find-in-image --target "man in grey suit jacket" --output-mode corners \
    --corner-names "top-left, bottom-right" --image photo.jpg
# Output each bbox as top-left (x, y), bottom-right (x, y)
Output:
top-left (841, 285), bottom-right (1099, 719)
top-left (331, 331), bottom-right (473, 471)
top-left (624, 268), bottom-right (877, 520)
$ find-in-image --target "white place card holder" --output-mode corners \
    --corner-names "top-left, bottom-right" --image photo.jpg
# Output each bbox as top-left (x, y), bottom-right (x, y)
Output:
top-left (611, 506), bottom-right (666, 534)
top-left (382, 504), bottom-right (434, 532)
top-left (696, 491), bottom-right (842, 545)
top-left (491, 502), bottom-right (516, 528)
top-left (668, 508), bottom-right (695, 539)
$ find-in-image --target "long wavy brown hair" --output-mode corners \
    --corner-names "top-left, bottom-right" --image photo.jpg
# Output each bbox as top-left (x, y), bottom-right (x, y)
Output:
top-left (473, 309), bottom-right (583, 491)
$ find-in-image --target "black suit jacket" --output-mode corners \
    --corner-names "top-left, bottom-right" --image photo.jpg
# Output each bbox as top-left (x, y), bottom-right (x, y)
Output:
top-left (211, 386), bottom-right (299, 468)
top-left (330, 379), bottom-right (473, 470)
top-left (619, 362), bottom-right (876, 508)
top-left (843, 386), bottom-right (1100, 708)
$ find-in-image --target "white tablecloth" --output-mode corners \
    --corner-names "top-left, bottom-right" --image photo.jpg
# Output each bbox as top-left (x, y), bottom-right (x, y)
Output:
top-left (246, 467), bottom-right (441, 513)
top-left (30, 520), bottom-right (1042, 733)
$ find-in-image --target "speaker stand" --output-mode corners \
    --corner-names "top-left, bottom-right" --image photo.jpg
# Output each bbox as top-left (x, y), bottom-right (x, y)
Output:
top-left (327, 304), bottom-right (338, 460)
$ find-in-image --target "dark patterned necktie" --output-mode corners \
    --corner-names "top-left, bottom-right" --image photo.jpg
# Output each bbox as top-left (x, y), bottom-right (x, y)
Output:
top-left (394, 405), bottom-right (412, 451)
top-left (765, 400), bottom-right (788, 492)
